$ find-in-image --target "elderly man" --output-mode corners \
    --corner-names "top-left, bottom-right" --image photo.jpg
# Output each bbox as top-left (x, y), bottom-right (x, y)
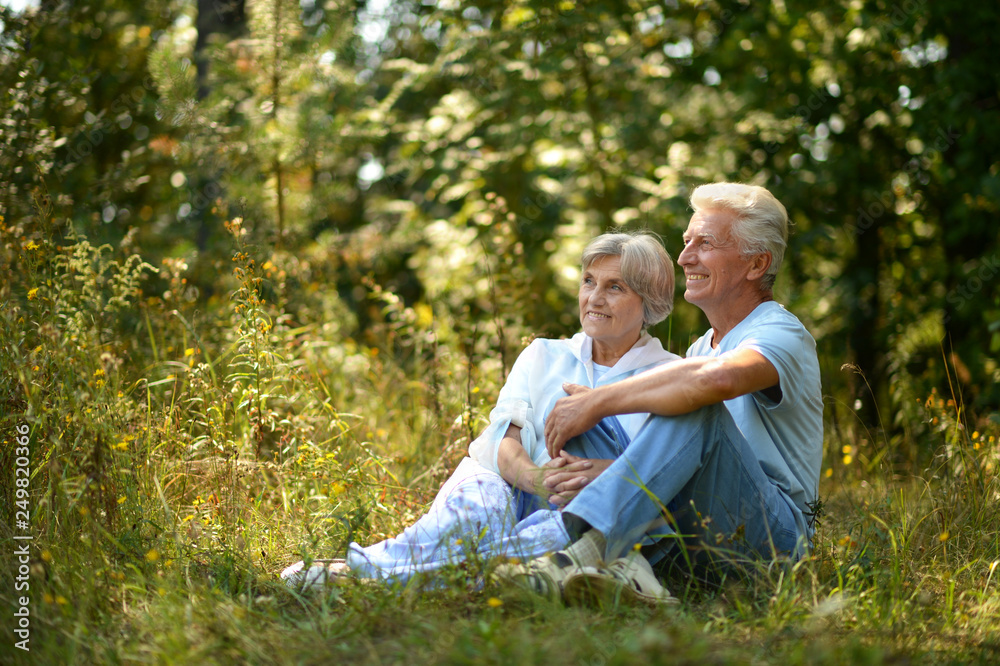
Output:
top-left (496, 182), bottom-right (823, 605)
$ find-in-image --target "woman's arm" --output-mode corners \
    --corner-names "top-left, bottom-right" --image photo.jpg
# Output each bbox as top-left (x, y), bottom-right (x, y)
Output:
top-left (497, 424), bottom-right (610, 504)
top-left (468, 342), bottom-right (542, 473)
top-left (496, 424), bottom-right (548, 495)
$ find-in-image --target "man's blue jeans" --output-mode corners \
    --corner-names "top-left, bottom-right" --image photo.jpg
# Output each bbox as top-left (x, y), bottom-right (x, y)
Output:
top-left (562, 403), bottom-right (807, 562)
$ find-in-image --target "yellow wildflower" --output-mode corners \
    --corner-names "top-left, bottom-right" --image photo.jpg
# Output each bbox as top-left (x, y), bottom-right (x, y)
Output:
top-left (487, 597), bottom-right (503, 608)
top-left (146, 549), bottom-right (160, 562)
top-left (27, 288), bottom-right (39, 300)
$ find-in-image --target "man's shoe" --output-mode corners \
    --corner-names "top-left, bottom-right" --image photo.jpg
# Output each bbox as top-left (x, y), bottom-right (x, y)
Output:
top-left (492, 551), bottom-right (582, 601)
top-left (563, 553), bottom-right (678, 608)
top-left (280, 558), bottom-right (351, 591)
top-left (491, 529), bottom-right (606, 601)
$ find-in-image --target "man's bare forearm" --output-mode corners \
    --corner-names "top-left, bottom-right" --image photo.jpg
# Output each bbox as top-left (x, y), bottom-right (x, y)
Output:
top-left (544, 349), bottom-right (779, 457)
top-left (586, 349), bottom-right (779, 417)
top-left (584, 357), bottom-right (723, 417)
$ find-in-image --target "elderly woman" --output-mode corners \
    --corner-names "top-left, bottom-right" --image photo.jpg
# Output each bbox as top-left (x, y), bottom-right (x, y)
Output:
top-left (282, 231), bottom-right (677, 589)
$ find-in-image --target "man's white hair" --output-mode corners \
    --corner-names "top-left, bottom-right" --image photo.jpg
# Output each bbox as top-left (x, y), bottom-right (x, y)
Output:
top-left (690, 183), bottom-right (789, 291)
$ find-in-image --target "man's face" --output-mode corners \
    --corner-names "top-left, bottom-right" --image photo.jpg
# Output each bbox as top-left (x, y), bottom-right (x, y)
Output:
top-left (677, 208), bottom-right (753, 311)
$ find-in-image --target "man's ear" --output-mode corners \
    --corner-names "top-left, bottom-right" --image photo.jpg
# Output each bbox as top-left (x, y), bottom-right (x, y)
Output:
top-left (747, 252), bottom-right (772, 281)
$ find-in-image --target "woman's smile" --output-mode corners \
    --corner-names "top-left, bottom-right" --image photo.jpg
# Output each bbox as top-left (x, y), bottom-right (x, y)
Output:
top-left (578, 255), bottom-right (645, 366)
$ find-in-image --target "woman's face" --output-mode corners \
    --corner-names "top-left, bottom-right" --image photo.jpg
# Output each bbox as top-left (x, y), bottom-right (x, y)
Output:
top-left (578, 255), bottom-right (645, 362)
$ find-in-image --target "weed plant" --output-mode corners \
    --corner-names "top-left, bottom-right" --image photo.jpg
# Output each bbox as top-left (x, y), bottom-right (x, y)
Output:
top-left (1, 208), bottom-right (999, 665)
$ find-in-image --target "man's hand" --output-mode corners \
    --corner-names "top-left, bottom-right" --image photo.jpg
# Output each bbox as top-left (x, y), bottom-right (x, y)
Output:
top-left (543, 383), bottom-right (603, 458)
top-left (541, 451), bottom-right (612, 506)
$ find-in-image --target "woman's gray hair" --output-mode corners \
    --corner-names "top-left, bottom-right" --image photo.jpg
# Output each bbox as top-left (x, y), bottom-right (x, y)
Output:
top-left (581, 231), bottom-right (675, 327)
top-left (690, 183), bottom-right (789, 291)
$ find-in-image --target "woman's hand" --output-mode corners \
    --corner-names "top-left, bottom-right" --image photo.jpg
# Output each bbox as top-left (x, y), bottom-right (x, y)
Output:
top-left (540, 451), bottom-right (613, 507)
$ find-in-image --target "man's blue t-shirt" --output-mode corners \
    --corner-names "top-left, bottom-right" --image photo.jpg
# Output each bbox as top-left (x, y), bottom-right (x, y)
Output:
top-left (686, 301), bottom-right (823, 520)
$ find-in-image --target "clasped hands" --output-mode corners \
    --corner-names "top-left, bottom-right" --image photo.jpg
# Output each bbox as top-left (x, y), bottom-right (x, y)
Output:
top-left (535, 382), bottom-right (608, 506)
top-left (530, 451), bottom-right (612, 507)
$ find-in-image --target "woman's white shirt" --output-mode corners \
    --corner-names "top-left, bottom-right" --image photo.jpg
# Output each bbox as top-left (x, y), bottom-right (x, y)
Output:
top-left (468, 332), bottom-right (679, 474)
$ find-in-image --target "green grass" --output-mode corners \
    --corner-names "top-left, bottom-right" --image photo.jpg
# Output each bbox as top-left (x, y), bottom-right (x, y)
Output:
top-left (1, 217), bottom-right (999, 665)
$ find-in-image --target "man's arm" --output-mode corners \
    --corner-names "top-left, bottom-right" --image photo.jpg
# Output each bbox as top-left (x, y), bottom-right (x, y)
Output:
top-left (543, 348), bottom-right (779, 458)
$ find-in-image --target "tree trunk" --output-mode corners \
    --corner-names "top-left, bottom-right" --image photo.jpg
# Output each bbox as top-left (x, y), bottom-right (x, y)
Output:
top-left (195, 0), bottom-right (247, 100)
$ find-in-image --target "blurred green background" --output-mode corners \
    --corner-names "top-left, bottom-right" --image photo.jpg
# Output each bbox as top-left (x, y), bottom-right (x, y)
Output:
top-left (2, 0), bottom-right (998, 458)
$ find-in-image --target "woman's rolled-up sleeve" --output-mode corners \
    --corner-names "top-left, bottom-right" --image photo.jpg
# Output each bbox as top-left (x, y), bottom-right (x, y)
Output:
top-left (468, 341), bottom-right (547, 474)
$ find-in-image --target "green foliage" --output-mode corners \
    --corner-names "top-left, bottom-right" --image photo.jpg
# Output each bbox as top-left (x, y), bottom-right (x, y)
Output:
top-left (3, 183), bottom-right (1000, 665)
top-left (2, 0), bottom-right (1000, 663)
